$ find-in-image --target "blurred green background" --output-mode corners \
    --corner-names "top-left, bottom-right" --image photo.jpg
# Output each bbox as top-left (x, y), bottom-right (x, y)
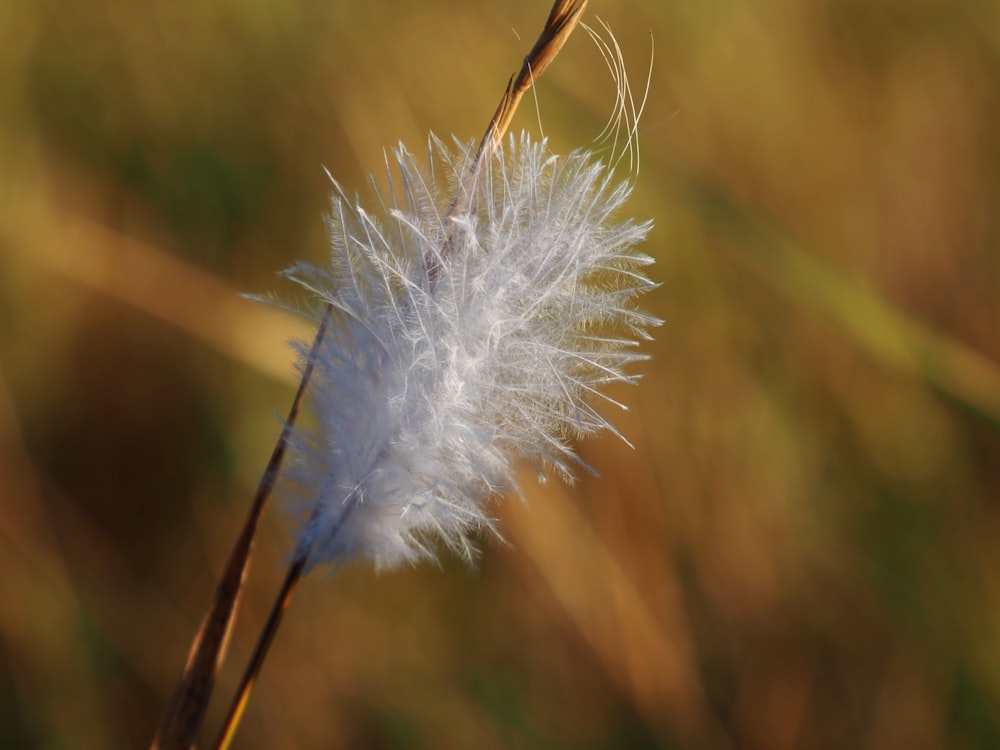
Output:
top-left (2, 0), bottom-right (1000, 748)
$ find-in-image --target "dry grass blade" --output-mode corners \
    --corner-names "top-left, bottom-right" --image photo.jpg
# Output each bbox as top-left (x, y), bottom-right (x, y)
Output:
top-left (443, 0), bottom-right (587, 233)
top-left (151, 309), bottom-right (333, 750)
top-left (481, 0), bottom-right (588, 159)
top-left (689, 181), bottom-right (1000, 430)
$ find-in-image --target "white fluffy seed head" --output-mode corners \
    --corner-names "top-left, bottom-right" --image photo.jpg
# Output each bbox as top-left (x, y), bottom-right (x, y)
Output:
top-left (280, 132), bottom-right (659, 570)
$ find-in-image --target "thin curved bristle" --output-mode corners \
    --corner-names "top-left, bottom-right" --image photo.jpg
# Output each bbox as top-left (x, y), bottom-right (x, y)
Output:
top-left (582, 18), bottom-right (654, 177)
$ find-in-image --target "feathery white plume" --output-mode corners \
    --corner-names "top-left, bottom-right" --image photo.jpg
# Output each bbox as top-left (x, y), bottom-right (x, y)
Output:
top-left (280, 132), bottom-right (658, 570)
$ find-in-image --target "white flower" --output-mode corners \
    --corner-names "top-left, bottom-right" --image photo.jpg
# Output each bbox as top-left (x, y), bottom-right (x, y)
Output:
top-left (281, 131), bottom-right (659, 570)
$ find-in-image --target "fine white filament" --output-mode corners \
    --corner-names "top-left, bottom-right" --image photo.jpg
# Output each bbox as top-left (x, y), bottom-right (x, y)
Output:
top-left (281, 132), bottom-right (659, 570)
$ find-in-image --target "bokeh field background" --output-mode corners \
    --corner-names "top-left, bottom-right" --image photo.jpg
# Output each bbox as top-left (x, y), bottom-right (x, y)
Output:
top-left (3, 0), bottom-right (1000, 747)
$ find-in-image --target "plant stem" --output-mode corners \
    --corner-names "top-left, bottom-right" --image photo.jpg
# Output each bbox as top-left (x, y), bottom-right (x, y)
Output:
top-left (151, 307), bottom-right (332, 750)
top-left (201, 1), bottom-right (589, 744)
top-left (211, 554), bottom-right (309, 750)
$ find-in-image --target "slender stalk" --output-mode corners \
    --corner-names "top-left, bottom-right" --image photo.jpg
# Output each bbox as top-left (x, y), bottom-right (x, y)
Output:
top-left (473, 0), bottom-right (586, 186)
top-left (151, 307), bottom-right (332, 750)
top-left (205, 1), bottom-right (588, 745)
top-left (211, 554), bottom-right (308, 750)
top-left (439, 0), bottom-right (588, 268)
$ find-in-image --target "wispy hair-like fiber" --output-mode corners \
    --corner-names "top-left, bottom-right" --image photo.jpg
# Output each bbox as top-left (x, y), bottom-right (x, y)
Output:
top-left (282, 132), bottom-right (659, 570)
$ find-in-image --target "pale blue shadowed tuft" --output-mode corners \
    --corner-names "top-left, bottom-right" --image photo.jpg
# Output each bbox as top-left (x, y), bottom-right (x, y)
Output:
top-left (279, 131), bottom-right (660, 570)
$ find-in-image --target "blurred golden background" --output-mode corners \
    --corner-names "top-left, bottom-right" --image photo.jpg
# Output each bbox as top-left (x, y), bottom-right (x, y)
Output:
top-left (2, 0), bottom-right (1000, 747)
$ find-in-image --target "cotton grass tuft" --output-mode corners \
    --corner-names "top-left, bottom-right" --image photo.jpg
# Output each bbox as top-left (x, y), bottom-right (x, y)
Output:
top-left (282, 132), bottom-right (659, 570)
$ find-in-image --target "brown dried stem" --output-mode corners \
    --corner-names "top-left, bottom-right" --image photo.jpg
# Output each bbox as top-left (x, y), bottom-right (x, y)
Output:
top-left (467, 0), bottom-right (588, 191)
top-left (151, 308), bottom-right (332, 750)
top-left (437, 0), bottom-right (588, 270)
top-left (211, 556), bottom-right (307, 750)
